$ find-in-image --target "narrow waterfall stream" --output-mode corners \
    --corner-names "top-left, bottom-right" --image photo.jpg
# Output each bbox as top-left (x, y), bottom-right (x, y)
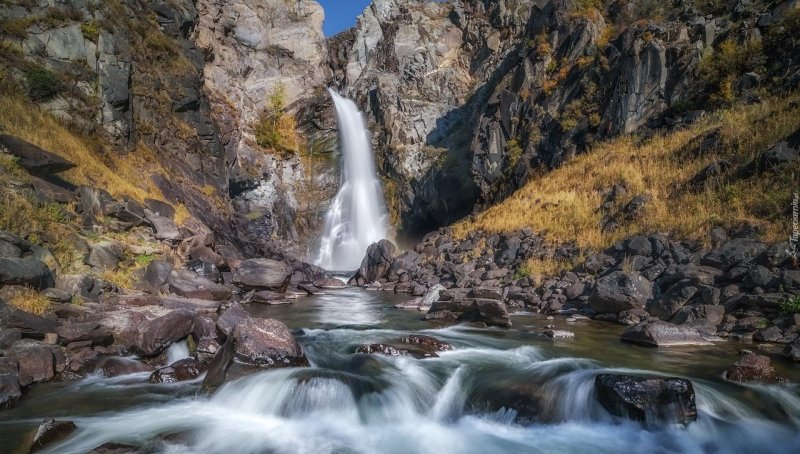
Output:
top-left (314, 89), bottom-right (388, 271)
top-left (2, 289), bottom-right (799, 453)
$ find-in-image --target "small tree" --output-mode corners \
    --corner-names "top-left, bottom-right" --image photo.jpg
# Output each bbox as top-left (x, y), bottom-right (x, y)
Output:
top-left (254, 82), bottom-right (300, 154)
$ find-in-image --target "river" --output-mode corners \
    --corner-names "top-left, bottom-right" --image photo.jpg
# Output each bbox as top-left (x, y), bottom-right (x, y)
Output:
top-left (2, 288), bottom-right (799, 453)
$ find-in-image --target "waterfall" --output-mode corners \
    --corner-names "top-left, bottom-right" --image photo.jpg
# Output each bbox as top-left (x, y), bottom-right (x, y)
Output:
top-left (314, 89), bottom-right (388, 271)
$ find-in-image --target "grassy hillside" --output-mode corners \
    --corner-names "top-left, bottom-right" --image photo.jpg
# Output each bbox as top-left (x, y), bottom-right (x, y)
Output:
top-left (454, 94), bottom-right (799, 265)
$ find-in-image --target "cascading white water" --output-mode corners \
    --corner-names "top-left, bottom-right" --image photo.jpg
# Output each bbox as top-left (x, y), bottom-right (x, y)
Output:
top-left (314, 89), bottom-right (388, 271)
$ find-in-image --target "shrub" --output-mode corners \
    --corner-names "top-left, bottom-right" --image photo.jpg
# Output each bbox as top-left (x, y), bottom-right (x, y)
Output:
top-left (699, 39), bottom-right (765, 106)
top-left (780, 295), bottom-right (800, 315)
top-left (24, 66), bottom-right (62, 101)
top-left (81, 21), bottom-right (99, 43)
top-left (0, 17), bottom-right (34, 39)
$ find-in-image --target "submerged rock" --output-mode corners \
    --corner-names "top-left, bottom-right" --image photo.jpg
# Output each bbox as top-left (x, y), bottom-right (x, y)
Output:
top-left (594, 374), bottom-right (697, 425)
top-left (28, 418), bottom-right (77, 452)
top-left (93, 357), bottom-right (154, 377)
top-left (149, 358), bottom-right (205, 383)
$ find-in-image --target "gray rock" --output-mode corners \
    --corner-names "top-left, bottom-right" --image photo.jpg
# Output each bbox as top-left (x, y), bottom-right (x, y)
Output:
top-left (7, 339), bottom-right (60, 386)
top-left (0, 357), bottom-right (20, 410)
top-left (0, 134), bottom-right (76, 175)
top-left (168, 269), bottom-right (231, 301)
top-left (726, 353), bottom-right (783, 383)
top-left (589, 271), bottom-right (654, 314)
top-left (231, 259), bottom-right (292, 291)
top-left (701, 238), bottom-right (767, 271)
top-left (670, 304), bottom-right (724, 334)
top-left (621, 319), bottom-right (717, 347)
top-left (84, 241), bottom-right (124, 271)
top-left (93, 357), bottom-right (154, 377)
top-left (312, 278), bottom-right (346, 289)
top-left (149, 358), bottom-right (205, 383)
top-left (646, 279), bottom-right (697, 321)
top-left (146, 212), bottom-right (181, 241)
top-left (28, 418), bottom-right (77, 453)
top-left (0, 257), bottom-right (54, 289)
top-left (135, 309), bottom-right (195, 357)
top-left (351, 240), bottom-right (396, 283)
top-left (594, 374), bottom-right (697, 426)
top-left (459, 299), bottom-right (512, 328)
top-left (216, 302), bottom-right (249, 337)
top-left (139, 260), bottom-right (174, 293)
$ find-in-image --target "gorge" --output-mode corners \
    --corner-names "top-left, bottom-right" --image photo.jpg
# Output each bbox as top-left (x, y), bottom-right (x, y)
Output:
top-left (0, 0), bottom-right (799, 453)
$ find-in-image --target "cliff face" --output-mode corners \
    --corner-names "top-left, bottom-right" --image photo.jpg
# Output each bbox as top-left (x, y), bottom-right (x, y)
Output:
top-left (338, 0), bottom-right (799, 238)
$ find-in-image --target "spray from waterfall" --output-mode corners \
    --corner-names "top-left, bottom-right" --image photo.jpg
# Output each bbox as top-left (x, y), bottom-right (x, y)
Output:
top-left (314, 89), bottom-right (388, 271)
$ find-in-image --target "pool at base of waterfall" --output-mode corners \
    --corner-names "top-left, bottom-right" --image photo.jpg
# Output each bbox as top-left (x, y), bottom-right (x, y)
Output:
top-left (2, 288), bottom-right (799, 454)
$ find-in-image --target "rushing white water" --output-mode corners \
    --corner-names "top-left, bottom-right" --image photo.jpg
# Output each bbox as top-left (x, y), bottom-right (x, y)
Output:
top-left (314, 89), bottom-right (388, 271)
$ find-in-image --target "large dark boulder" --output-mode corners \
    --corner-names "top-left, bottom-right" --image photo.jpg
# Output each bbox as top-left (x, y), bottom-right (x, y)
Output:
top-left (84, 241), bottom-right (124, 271)
top-left (589, 271), bottom-right (653, 314)
top-left (0, 302), bottom-right (58, 338)
top-left (350, 239), bottom-right (396, 284)
top-left (458, 299), bottom-right (512, 328)
top-left (202, 317), bottom-right (308, 392)
top-left (0, 134), bottom-right (76, 175)
top-left (725, 353), bottom-right (784, 384)
top-left (55, 322), bottom-right (113, 346)
top-left (594, 374), bottom-right (697, 425)
top-left (621, 319), bottom-right (716, 347)
top-left (135, 310), bottom-right (195, 357)
top-left (231, 259), bottom-right (292, 292)
top-left (216, 302), bottom-right (249, 337)
top-left (167, 269), bottom-right (231, 301)
top-left (138, 260), bottom-right (174, 293)
top-left (0, 258), bottom-right (54, 290)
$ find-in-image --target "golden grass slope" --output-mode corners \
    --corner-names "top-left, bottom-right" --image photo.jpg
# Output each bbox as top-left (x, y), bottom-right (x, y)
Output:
top-left (455, 94), bottom-right (800, 252)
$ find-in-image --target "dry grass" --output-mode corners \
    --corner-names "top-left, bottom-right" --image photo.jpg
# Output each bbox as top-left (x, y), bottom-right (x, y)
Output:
top-left (8, 288), bottom-right (52, 315)
top-left (174, 203), bottom-right (190, 226)
top-left (454, 94), bottom-right (800, 250)
top-left (0, 95), bottom-right (164, 203)
top-left (100, 267), bottom-right (135, 289)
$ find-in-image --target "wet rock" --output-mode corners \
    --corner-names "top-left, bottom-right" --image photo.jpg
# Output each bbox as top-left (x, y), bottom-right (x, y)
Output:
top-left (0, 257), bottom-right (54, 290)
top-left (87, 442), bottom-right (140, 454)
top-left (459, 299), bottom-right (512, 328)
top-left (231, 259), bottom-right (292, 292)
top-left (0, 357), bottom-right (21, 410)
top-left (28, 418), bottom-right (77, 452)
top-left (594, 374), bottom-right (697, 425)
top-left (149, 358), bottom-right (205, 383)
top-left (544, 329), bottom-right (575, 339)
top-left (589, 271), bottom-right (653, 314)
top-left (355, 343), bottom-right (429, 358)
top-left (725, 353), bottom-right (783, 384)
top-left (621, 319), bottom-right (717, 347)
top-left (312, 278), bottom-right (346, 289)
top-left (136, 310), bottom-right (195, 357)
top-left (93, 357), bottom-right (154, 377)
top-left (784, 339), bottom-right (800, 362)
top-left (398, 334), bottom-right (453, 353)
top-left (84, 241), bottom-right (124, 271)
top-left (202, 317), bottom-right (308, 392)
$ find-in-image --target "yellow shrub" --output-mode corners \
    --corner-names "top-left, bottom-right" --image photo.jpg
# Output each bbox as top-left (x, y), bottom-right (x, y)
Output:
top-left (8, 288), bottom-right (52, 315)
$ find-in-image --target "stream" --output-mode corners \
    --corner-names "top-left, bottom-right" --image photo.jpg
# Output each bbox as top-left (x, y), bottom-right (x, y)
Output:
top-left (2, 288), bottom-right (800, 453)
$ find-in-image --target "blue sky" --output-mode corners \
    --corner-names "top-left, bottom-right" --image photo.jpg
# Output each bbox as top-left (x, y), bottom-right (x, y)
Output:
top-left (317, 0), bottom-right (372, 36)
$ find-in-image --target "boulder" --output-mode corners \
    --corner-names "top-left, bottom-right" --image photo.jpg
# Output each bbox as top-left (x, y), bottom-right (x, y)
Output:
top-left (135, 309), bottom-right (195, 357)
top-left (93, 357), bottom-right (154, 377)
top-left (589, 271), bottom-right (653, 314)
top-left (0, 134), bottom-right (76, 175)
top-left (84, 241), bottom-right (124, 271)
top-left (312, 278), bottom-right (346, 289)
top-left (231, 259), bottom-right (292, 291)
top-left (725, 353), bottom-right (783, 384)
top-left (0, 357), bottom-right (21, 410)
top-left (87, 442), bottom-right (140, 454)
top-left (398, 334), bottom-right (453, 353)
top-left (701, 238), bottom-right (767, 271)
top-left (669, 304), bottom-right (724, 334)
top-left (355, 343), bottom-right (436, 358)
top-left (646, 279), bottom-right (697, 321)
top-left (28, 418), bottom-right (77, 452)
top-left (0, 302), bottom-right (58, 337)
top-left (149, 358), bottom-right (205, 383)
top-left (458, 299), bottom-right (512, 327)
top-left (55, 322), bottom-right (113, 346)
top-left (784, 339), bottom-right (800, 362)
top-left (144, 199), bottom-right (175, 219)
top-left (621, 319), bottom-right (717, 347)
top-left (138, 260), bottom-right (174, 293)
top-left (594, 374), bottom-right (697, 425)
top-left (145, 212), bottom-right (181, 241)
top-left (0, 257), bottom-right (54, 289)
top-left (351, 240), bottom-right (396, 283)
top-left (7, 339), bottom-right (60, 386)
top-left (167, 269), bottom-right (231, 301)
top-left (202, 317), bottom-right (308, 392)
top-left (216, 302), bottom-right (249, 337)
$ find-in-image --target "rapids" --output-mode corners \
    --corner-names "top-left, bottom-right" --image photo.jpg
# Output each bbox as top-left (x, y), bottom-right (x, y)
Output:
top-left (2, 288), bottom-right (799, 453)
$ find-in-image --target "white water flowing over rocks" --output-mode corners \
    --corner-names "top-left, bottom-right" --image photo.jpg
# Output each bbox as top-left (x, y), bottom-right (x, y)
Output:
top-left (314, 89), bottom-right (389, 271)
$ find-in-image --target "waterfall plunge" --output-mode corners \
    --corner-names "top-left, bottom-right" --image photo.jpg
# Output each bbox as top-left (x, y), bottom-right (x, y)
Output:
top-left (314, 89), bottom-right (388, 271)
